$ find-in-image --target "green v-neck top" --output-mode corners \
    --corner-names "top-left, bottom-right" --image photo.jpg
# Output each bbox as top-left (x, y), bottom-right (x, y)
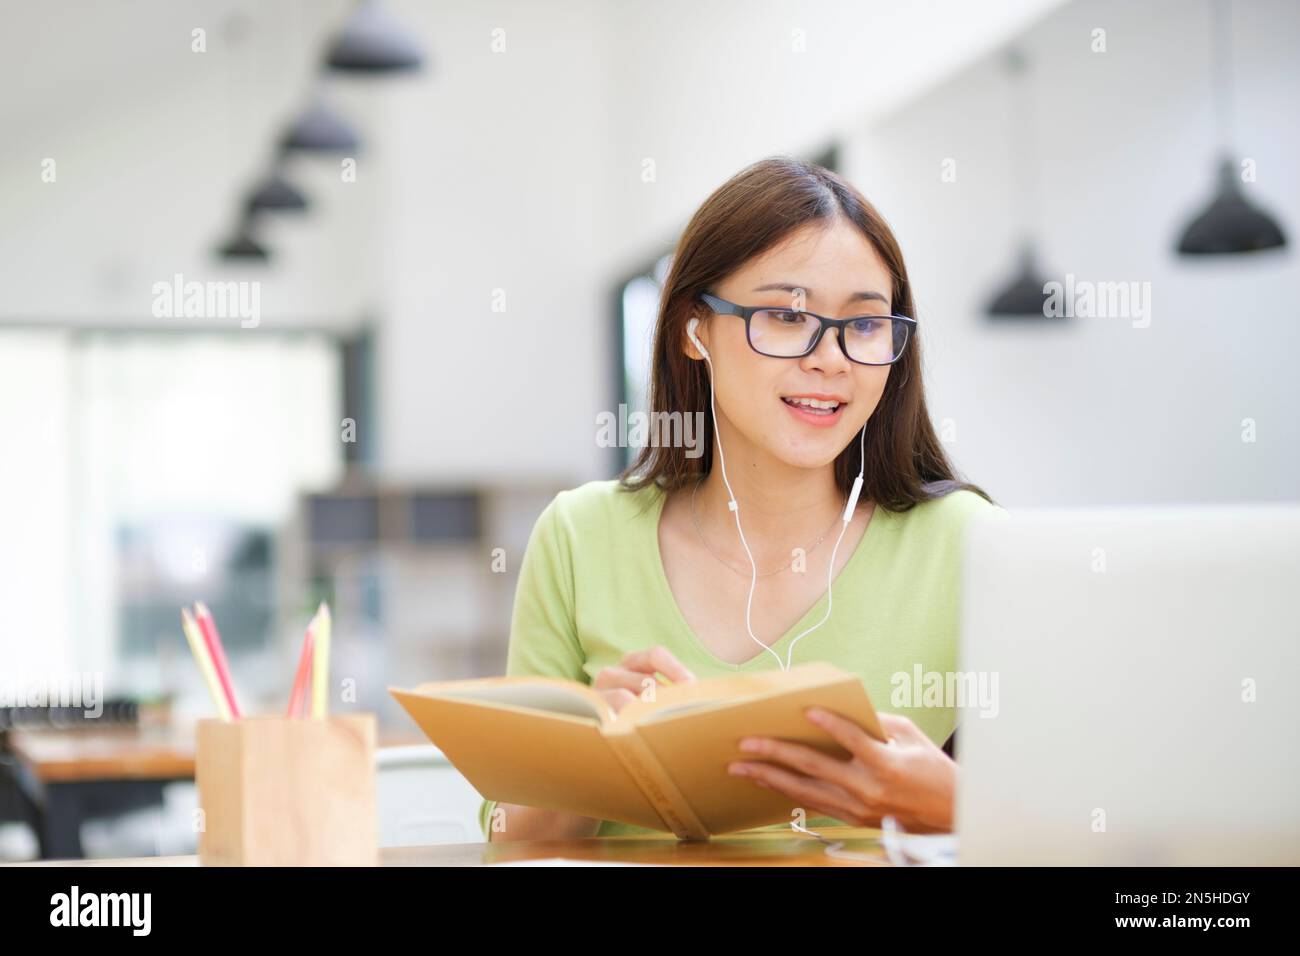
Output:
top-left (478, 477), bottom-right (1005, 839)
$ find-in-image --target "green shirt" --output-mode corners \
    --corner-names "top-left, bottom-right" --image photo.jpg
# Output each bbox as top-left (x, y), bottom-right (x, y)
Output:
top-left (478, 477), bottom-right (1004, 839)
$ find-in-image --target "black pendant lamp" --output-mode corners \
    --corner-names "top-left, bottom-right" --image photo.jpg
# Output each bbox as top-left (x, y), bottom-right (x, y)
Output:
top-left (247, 169), bottom-right (310, 213)
top-left (987, 242), bottom-right (1056, 317)
top-left (327, 1), bottom-right (425, 73)
top-left (210, 1), bottom-right (426, 266)
top-left (216, 211), bottom-right (270, 262)
top-left (986, 49), bottom-right (1057, 318)
top-left (1175, 0), bottom-right (1287, 256)
top-left (282, 98), bottom-right (361, 153)
top-left (1178, 157), bottom-right (1287, 254)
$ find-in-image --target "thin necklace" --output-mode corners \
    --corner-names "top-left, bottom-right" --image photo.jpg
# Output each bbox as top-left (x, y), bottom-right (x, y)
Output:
top-left (690, 476), bottom-right (842, 578)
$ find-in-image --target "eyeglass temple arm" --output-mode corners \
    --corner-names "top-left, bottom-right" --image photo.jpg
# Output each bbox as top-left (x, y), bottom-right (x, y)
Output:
top-left (698, 293), bottom-right (745, 316)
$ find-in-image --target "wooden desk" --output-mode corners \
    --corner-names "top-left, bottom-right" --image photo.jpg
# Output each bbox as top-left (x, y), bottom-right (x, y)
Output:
top-left (7, 727), bottom-right (195, 784)
top-left (2, 727), bottom-right (197, 860)
top-left (7, 727), bottom-right (425, 783)
top-left (2, 726), bottom-right (424, 860)
top-left (11, 826), bottom-right (891, 867)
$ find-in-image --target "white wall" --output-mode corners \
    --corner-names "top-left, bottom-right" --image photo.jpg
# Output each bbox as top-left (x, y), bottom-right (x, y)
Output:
top-left (370, 0), bottom-right (1065, 482)
top-left (844, 0), bottom-right (1299, 506)
top-left (0, 0), bottom-right (378, 327)
top-left (373, 0), bottom-right (610, 483)
top-left (593, 0), bottom-right (1068, 269)
top-left (4, 0), bottom-right (1290, 506)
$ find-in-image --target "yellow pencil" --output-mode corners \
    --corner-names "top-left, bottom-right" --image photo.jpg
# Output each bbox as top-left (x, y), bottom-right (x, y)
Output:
top-left (181, 608), bottom-right (233, 721)
top-left (310, 602), bottom-right (331, 718)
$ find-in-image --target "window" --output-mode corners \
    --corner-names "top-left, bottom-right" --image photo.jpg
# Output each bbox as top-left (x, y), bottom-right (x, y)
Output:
top-left (0, 329), bottom-right (343, 696)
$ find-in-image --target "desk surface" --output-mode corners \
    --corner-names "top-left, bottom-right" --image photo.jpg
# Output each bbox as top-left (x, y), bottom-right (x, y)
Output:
top-left (6, 727), bottom-right (196, 783)
top-left (13, 827), bottom-right (890, 867)
top-left (6, 727), bottom-right (426, 783)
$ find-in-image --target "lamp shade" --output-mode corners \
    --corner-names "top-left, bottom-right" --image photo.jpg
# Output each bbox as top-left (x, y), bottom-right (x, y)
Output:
top-left (1176, 157), bottom-right (1287, 255)
top-left (216, 220), bottom-right (270, 262)
top-left (327, 3), bottom-right (424, 73)
top-left (248, 171), bottom-right (310, 213)
top-left (986, 243), bottom-right (1056, 317)
top-left (282, 100), bottom-right (361, 153)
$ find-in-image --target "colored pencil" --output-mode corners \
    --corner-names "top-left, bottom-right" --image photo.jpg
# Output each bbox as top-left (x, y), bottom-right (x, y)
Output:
top-left (310, 602), bottom-right (332, 718)
top-left (181, 608), bottom-right (233, 721)
top-left (194, 601), bottom-right (242, 719)
top-left (287, 613), bottom-right (317, 718)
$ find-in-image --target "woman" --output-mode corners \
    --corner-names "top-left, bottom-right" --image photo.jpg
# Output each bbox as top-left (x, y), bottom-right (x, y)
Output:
top-left (481, 156), bottom-right (1002, 842)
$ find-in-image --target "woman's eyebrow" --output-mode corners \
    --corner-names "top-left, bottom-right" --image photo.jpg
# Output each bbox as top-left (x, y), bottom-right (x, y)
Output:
top-left (751, 282), bottom-right (889, 304)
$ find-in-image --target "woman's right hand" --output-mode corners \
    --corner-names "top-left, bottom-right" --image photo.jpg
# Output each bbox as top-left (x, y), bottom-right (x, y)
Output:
top-left (490, 647), bottom-right (696, 842)
top-left (593, 645), bottom-right (697, 714)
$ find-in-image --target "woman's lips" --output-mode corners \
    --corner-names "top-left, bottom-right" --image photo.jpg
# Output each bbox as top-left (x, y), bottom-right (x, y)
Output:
top-left (781, 396), bottom-right (846, 428)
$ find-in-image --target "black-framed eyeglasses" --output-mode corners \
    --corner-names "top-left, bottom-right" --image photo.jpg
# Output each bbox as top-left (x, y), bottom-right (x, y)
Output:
top-left (698, 292), bottom-right (915, 366)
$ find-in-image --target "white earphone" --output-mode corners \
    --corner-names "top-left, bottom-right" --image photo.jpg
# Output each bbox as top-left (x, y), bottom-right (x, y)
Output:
top-left (687, 316), bottom-right (866, 671)
top-left (687, 317), bottom-right (710, 360)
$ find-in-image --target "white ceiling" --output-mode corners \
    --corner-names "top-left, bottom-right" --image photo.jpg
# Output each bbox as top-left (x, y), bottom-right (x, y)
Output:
top-left (0, 0), bottom-right (1070, 326)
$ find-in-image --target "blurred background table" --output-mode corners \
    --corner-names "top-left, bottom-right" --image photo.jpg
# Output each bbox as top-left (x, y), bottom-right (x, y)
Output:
top-left (1, 725), bottom-right (428, 860)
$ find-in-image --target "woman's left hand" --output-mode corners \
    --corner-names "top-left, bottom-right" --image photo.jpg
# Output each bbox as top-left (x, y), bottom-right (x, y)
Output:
top-left (727, 709), bottom-right (957, 833)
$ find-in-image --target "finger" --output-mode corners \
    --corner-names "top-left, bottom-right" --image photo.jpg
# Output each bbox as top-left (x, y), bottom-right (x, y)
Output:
top-left (737, 734), bottom-right (862, 796)
top-left (599, 688), bottom-right (637, 714)
top-left (593, 667), bottom-right (653, 695)
top-left (620, 646), bottom-right (695, 682)
top-left (732, 761), bottom-right (870, 825)
top-left (877, 712), bottom-right (925, 743)
top-left (621, 646), bottom-right (695, 683)
top-left (806, 707), bottom-right (891, 769)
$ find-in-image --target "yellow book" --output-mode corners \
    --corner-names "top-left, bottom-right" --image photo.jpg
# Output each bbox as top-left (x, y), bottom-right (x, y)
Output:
top-left (389, 662), bottom-right (883, 840)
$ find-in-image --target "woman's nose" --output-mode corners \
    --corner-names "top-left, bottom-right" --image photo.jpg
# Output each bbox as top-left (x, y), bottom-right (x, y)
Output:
top-left (801, 326), bottom-right (851, 373)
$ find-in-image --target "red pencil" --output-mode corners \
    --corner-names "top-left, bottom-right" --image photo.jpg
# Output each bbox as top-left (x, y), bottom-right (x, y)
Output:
top-left (287, 614), bottom-right (317, 718)
top-left (194, 602), bottom-right (242, 719)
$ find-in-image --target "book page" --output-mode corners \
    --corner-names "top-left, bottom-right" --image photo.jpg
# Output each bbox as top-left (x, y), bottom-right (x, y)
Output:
top-left (438, 684), bottom-right (608, 722)
top-left (635, 699), bottom-right (730, 722)
top-left (618, 662), bottom-right (846, 725)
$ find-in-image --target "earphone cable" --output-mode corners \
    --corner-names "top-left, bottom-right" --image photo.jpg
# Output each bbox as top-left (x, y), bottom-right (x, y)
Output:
top-left (701, 348), bottom-right (785, 670)
top-left (698, 338), bottom-right (867, 672)
top-left (782, 422), bottom-right (866, 670)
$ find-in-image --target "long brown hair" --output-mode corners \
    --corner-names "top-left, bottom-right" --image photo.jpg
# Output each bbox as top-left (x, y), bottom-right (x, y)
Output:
top-left (619, 156), bottom-right (991, 512)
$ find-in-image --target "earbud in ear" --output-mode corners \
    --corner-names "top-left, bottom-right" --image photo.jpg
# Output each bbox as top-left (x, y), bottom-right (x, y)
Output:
top-left (687, 317), bottom-right (710, 360)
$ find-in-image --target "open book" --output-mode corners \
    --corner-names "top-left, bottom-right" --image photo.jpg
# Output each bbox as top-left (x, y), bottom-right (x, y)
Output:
top-left (389, 661), bottom-right (884, 840)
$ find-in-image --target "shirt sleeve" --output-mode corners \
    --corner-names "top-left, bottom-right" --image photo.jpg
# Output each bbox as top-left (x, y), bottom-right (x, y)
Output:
top-left (479, 492), bottom-right (588, 839)
top-left (504, 492), bottom-right (587, 683)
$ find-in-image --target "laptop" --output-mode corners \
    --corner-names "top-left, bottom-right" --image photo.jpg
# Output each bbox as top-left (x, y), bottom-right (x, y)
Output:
top-left (956, 505), bottom-right (1300, 865)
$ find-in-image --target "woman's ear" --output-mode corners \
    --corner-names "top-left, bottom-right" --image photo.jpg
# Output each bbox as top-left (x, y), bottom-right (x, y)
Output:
top-left (683, 313), bottom-right (710, 361)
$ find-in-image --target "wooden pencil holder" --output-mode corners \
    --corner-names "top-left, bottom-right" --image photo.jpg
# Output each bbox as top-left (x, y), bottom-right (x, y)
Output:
top-left (195, 713), bottom-right (378, 866)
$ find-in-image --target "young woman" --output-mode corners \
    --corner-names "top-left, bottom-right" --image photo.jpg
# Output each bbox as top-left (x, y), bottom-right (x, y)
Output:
top-left (481, 156), bottom-right (1001, 842)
